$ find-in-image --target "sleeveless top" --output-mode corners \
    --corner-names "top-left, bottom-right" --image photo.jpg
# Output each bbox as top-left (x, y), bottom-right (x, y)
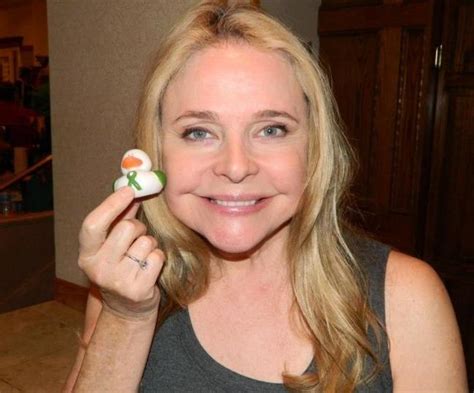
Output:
top-left (140, 235), bottom-right (393, 392)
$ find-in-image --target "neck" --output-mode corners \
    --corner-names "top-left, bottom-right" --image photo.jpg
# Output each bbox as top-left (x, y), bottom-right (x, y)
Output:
top-left (208, 226), bottom-right (291, 290)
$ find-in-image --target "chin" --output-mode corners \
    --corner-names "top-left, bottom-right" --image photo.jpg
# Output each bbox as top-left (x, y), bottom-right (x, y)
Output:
top-left (206, 234), bottom-right (261, 256)
top-left (203, 221), bottom-right (291, 261)
top-left (208, 241), bottom-right (265, 261)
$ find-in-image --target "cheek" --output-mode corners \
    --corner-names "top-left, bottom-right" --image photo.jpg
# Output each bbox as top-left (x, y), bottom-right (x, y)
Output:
top-left (270, 149), bottom-right (307, 193)
top-left (162, 148), bottom-right (204, 212)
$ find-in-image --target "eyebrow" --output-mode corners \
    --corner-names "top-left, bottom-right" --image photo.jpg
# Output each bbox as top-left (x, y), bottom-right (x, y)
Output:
top-left (173, 110), bottom-right (218, 124)
top-left (253, 110), bottom-right (299, 123)
top-left (173, 109), bottom-right (299, 124)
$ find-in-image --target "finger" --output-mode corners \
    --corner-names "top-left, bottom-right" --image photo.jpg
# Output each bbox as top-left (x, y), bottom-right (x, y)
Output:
top-left (135, 248), bottom-right (166, 290)
top-left (100, 218), bottom-right (147, 262)
top-left (98, 246), bottom-right (163, 307)
top-left (124, 236), bottom-right (158, 269)
top-left (112, 201), bottom-right (141, 227)
top-left (79, 187), bottom-right (135, 256)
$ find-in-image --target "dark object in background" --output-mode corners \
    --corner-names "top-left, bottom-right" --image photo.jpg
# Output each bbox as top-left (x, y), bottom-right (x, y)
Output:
top-left (0, 212), bottom-right (55, 313)
top-left (0, 83), bottom-right (16, 101)
top-left (4, 124), bottom-right (37, 147)
top-left (21, 165), bottom-right (53, 212)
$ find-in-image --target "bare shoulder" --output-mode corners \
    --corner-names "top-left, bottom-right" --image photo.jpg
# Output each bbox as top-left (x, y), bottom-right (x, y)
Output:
top-left (385, 250), bottom-right (468, 392)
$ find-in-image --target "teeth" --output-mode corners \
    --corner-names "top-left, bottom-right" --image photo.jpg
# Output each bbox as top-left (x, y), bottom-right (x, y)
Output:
top-left (212, 199), bottom-right (257, 207)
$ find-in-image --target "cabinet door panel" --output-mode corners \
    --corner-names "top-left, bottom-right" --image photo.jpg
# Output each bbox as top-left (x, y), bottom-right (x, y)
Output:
top-left (319, 2), bottom-right (434, 253)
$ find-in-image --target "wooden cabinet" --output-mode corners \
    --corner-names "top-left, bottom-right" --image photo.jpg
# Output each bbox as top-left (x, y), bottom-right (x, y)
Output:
top-left (319, 1), bottom-right (436, 253)
top-left (425, 1), bottom-right (474, 268)
top-left (424, 1), bottom-right (474, 386)
top-left (319, 0), bottom-right (473, 387)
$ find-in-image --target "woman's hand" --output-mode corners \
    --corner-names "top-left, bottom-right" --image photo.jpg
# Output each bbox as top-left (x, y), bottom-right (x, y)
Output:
top-left (78, 186), bottom-right (165, 320)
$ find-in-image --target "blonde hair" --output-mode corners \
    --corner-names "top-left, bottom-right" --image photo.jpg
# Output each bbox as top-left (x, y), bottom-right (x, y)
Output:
top-left (136, 1), bottom-right (384, 391)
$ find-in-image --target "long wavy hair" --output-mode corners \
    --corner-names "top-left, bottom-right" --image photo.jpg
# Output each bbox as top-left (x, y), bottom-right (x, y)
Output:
top-left (135, 1), bottom-right (384, 391)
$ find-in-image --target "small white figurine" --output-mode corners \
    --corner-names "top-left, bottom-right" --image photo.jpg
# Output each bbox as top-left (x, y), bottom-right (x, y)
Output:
top-left (113, 149), bottom-right (166, 198)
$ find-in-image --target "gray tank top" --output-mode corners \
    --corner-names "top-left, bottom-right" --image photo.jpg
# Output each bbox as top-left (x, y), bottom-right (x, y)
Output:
top-left (140, 235), bottom-right (393, 392)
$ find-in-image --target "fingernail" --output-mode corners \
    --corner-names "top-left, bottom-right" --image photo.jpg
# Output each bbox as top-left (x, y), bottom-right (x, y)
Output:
top-left (118, 186), bottom-right (134, 197)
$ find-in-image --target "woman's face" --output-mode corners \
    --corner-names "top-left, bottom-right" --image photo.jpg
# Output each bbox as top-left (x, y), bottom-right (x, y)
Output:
top-left (161, 43), bottom-right (308, 256)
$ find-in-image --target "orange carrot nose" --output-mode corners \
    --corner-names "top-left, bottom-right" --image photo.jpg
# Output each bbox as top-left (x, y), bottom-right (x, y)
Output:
top-left (122, 155), bottom-right (143, 169)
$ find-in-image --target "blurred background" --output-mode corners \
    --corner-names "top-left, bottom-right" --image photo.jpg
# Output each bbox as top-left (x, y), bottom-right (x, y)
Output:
top-left (0, 0), bottom-right (471, 391)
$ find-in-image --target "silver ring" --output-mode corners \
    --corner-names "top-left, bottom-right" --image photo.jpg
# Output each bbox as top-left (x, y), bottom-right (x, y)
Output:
top-left (125, 252), bottom-right (148, 270)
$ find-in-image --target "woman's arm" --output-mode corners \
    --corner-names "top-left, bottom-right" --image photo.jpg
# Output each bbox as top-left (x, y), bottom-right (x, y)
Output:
top-left (73, 301), bottom-right (158, 392)
top-left (63, 289), bottom-right (102, 392)
top-left (62, 187), bottom-right (165, 392)
top-left (66, 288), bottom-right (160, 393)
top-left (386, 251), bottom-right (468, 392)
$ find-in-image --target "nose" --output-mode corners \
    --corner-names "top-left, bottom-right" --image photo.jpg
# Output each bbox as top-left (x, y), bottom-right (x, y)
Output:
top-left (213, 137), bottom-right (258, 183)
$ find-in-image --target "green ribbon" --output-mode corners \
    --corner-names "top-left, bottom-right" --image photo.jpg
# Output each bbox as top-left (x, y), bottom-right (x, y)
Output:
top-left (153, 170), bottom-right (167, 188)
top-left (127, 171), bottom-right (142, 190)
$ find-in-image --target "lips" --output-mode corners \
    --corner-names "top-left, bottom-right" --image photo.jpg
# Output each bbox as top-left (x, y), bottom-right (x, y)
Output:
top-left (205, 194), bottom-right (266, 203)
top-left (210, 199), bottom-right (258, 207)
top-left (202, 194), bottom-right (269, 215)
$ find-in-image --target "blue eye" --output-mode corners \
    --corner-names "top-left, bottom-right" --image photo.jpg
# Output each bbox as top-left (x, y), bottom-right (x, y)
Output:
top-left (260, 125), bottom-right (288, 137)
top-left (182, 128), bottom-right (211, 140)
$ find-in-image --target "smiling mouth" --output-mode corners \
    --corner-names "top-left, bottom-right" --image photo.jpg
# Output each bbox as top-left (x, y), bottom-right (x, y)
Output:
top-left (209, 199), bottom-right (259, 207)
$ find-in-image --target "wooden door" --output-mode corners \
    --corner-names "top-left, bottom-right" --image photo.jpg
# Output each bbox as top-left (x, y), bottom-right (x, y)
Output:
top-left (318, 0), bottom-right (437, 255)
top-left (319, 0), bottom-right (473, 386)
top-left (424, 0), bottom-right (474, 387)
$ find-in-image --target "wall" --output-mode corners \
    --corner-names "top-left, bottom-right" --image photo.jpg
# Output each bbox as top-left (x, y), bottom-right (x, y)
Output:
top-left (0, 0), bottom-right (48, 59)
top-left (261, 0), bottom-right (320, 52)
top-left (48, 0), bottom-right (320, 288)
top-left (48, 1), bottom-right (192, 286)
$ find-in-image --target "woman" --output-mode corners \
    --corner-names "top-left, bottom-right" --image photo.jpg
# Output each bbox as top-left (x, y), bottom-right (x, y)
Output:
top-left (65, 1), bottom-right (468, 392)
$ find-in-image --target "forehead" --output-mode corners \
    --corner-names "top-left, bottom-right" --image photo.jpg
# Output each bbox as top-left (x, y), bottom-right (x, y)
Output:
top-left (162, 43), bottom-right (306, 119)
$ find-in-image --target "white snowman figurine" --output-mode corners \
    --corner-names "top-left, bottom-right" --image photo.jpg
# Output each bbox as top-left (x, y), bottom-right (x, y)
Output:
top-left (113, 149), bottom-right (166, 198)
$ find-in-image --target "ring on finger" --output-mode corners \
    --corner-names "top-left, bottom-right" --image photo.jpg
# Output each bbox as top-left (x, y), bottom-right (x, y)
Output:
top-left (125, 252), bottom-right (149, 270)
